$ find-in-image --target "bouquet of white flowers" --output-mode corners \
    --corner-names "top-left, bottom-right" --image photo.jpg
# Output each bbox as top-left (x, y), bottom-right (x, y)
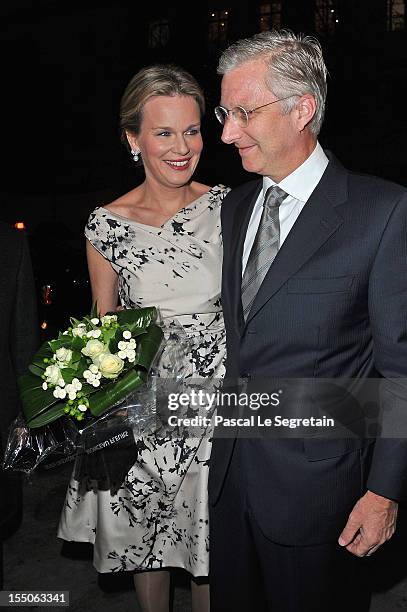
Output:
top-left (19, 305), bottom-right (163, 428)
top-left (3, 306), bottom-right (164, 477)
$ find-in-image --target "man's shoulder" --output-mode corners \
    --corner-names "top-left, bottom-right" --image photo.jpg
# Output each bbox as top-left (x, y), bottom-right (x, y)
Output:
top-left (327, 152), bottom-right (407, 202)
top-left (221, 179), bottom-right (261, 211)
top-left (345, 170), bottom-right (407, 220)
top-left (225, 179), bottom-right (261, 198)
top-left (347, 168), bottom-right (407, 198)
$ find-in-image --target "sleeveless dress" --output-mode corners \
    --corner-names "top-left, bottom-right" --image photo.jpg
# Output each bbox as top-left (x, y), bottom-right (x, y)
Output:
top-left (58, 184), bottom-right (229, 576)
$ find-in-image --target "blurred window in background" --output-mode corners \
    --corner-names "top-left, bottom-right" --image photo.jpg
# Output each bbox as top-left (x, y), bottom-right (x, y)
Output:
top-left (315, 0), bottom-right (339, 37)
top-left (148, 19), bottom-right (170, 48)
top-left (258, 2), bottom-right (282, 31)
top-left (208, 9), bottom-right (229, 47)
top-left (387, 0), bottom-right (405, 30)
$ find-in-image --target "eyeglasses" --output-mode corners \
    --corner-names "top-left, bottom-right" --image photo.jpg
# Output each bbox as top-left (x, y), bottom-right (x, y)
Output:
top-left (214, 96), bottom-right (296, 128)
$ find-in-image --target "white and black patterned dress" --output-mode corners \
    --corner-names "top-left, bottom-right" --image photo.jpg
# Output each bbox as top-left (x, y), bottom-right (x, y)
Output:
top-left (58, 184), bottom-right (229, 576)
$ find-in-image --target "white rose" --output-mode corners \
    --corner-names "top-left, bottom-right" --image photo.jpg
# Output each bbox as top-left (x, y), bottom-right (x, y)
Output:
top-left (72, 326), bottom-right (87, 337)
top-left (97, 354), bottom-right (124, 379)
top-left (44, 364), bottom-right (62, 386)
top-left (55, 347), bottom-right (73, 363)
top-left (90, 318), bottom-right (100, 325)
top-left (81, 339), bottom-right (107, 360)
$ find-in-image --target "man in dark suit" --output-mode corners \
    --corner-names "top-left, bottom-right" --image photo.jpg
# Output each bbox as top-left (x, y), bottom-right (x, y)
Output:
top-left (209, 30), bottom-right (407, 611)
top-left (0, 221), bottom-right (38, 588)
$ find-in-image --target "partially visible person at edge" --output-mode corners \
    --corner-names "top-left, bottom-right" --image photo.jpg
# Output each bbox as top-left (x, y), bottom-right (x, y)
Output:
top-left (208, 29), bottom-right (407, 612)
top-left (58, 64), bottom-right (229, 612)
top-left (0, 222), bottom-right (39, 588)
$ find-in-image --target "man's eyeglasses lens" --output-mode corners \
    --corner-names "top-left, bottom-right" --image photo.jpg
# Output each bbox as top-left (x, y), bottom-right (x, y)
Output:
top-left (214, 106), bottom-right (248, 128)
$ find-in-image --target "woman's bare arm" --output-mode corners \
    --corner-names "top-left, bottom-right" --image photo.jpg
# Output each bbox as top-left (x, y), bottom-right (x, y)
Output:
top-left (86, 240), bottom-right (119, 316)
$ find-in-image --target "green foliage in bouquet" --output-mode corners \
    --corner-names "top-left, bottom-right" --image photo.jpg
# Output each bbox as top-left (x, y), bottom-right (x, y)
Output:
top-left (19, 306), bottom-right (164, 428)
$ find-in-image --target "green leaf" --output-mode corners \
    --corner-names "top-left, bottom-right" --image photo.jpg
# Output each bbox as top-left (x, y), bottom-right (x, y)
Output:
top-left (29, 364), bottom-right (45, 377)
top-left (115, 307), bottom-right (158, 330)
top-left (28, 401), bottom-right (67, 428)
top-left (75, 357), bottom-right (90, 379)
top-left (60, 368), bottom-right (78, 384)
top-left (18, 373), bottom-right (57, 424)
top-left (102, 326), bottom-right (119, 350)
top-left (71, 336), bottom-right (86, 351)
top-left (71, 350), bottom-right (82, 364)
top-left (30, 341), bottom-right (53, 371)
top-left (88, 369), bottom-right (148, 417)
top-left (90, 301), bottom-right (99, 319)
top-left (49, 337), bottom-right (70, 352)
top-left (136, 324), bottom-right (164, 369)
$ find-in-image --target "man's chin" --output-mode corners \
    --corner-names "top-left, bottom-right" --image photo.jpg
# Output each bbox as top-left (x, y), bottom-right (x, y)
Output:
top-left (241, 160), bottom-right (260, 174)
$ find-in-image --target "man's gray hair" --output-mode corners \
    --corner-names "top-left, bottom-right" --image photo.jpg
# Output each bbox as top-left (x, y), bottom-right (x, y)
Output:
top-left (218, 30), bottom-right (328, 136)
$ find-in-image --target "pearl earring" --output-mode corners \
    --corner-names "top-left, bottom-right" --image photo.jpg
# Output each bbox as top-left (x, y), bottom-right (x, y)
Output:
top-left (131, 149), bottom-right (140, 162)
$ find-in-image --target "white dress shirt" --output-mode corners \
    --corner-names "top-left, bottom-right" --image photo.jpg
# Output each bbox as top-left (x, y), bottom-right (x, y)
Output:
top-left (242, 142), bottom-right (329, 274)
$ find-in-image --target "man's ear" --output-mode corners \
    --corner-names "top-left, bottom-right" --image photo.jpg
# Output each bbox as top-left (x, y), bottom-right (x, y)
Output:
top-left (296, 94), bottom-right (317, 132)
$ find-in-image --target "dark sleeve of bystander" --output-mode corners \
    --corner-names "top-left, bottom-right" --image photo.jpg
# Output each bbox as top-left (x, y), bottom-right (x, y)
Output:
top-left (0, 222), bottom-right (39, 588)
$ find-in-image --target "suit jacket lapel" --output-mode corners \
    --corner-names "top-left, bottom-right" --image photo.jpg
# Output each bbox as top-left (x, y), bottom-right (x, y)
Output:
top-left (245, 156), bottom-right (347, 327)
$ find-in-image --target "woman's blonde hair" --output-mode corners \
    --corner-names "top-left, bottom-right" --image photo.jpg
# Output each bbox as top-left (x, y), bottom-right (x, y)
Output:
top-left (120, 64), bottom-right (205, 150)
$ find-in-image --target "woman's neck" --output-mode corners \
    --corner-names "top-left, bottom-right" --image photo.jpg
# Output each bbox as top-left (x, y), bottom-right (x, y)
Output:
top-left (140, 179), bottom-right (195, 216)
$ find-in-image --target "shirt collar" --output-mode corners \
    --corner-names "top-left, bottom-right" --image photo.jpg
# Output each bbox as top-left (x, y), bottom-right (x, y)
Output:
top-left (262, 142), bottom-right (329, 203)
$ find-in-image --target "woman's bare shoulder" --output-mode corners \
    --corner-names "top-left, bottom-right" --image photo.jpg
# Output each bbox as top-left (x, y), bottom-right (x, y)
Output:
top-left (191, 181), bottom-right (212, 198)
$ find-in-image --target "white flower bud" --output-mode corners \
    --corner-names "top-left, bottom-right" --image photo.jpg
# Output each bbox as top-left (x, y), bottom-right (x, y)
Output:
top-left (127, 350), bottom-right (136, 362)
top-left (101, 314), bottom-right (117, 324)
top-left (72, 378), bottom-right (82, 390)
top-left (123, 330), bottom-right (132, 340)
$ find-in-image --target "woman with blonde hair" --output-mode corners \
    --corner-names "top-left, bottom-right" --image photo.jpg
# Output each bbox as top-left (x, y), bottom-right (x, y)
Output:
top-left (58, 64), bottom-right (229, 612)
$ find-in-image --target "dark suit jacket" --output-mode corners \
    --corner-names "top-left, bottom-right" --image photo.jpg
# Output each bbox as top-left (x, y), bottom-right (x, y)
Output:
top-left (209, 153), bottom-right (407, 546)
top-left (0, 222), bottom-right (38, 540)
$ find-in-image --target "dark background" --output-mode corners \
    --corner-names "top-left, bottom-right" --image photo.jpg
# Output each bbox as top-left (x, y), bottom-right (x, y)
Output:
top-left (0, 0), bottom-right (406, 326)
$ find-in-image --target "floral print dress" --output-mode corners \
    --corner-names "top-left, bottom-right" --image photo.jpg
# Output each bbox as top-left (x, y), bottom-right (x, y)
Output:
top-left (58, 184), bottom-right (229, 576)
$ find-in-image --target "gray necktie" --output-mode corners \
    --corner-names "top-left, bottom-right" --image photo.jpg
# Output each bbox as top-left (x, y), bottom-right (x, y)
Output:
top-left (241, 185), bottom-right (287, 321)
